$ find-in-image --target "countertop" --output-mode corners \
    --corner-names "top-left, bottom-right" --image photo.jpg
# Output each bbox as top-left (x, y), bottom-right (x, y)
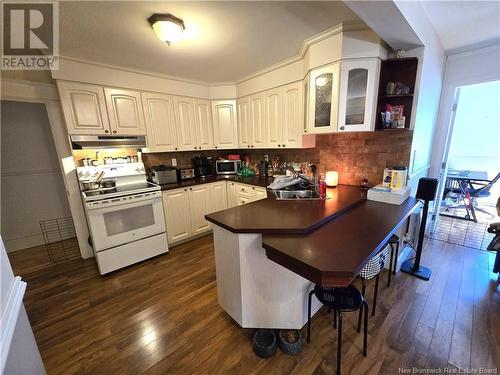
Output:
top-left (262, 197), bottom-right (420, 287)
top-left (205, 185), bottom-right (367, 234)
top-left (158, 175), bottom-right (273, 191)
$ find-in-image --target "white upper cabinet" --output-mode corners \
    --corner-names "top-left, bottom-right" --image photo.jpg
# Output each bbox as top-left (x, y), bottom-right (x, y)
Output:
top-left (306, 62), bottom-right (340, 134)
top-left (141, 92), bottom-right (178, 151)
top-left (237, 96), bottom-right (252, 149)
top-left (57, 82), bottom-right (110, 135)
top-left (249, 93), bottom-right (266, 148)
top-left (282, 81), bottom-right (305, 148)
top-left (338, 58), bottom-right (380, 132)
top-left (193, 98), bottom-right (214, 150)
top-left (264, 87), bottom-right (283, 148)
top-left (104, 88), bottom-right (146, 135)
top-left (212, 100), bottom-right (238, 149)
top-left (174, 96), bottom-right (197, 151)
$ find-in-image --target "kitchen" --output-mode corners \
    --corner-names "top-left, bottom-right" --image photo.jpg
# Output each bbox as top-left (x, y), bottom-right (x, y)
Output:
top-left (1, 1), bottom-right (499, 374)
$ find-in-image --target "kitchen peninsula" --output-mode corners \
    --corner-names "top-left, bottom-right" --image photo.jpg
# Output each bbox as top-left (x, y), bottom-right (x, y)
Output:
top-left (205, 186), bottom-right (420, 329)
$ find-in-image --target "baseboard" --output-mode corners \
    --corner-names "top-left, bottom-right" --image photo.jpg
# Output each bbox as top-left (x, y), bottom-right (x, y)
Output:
top-left (4, 234), bottom-right (44, 253)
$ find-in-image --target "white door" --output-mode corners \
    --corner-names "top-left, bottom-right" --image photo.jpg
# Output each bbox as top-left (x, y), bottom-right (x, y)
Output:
top-left (193, 98), bottom-right (214, 150)
top-left (307, 62), bottom-right (340, 134)
top-left (226, 181), bottom-right (237, 208)
top-left (237, 97), bottom-right (252, 149)
top-left (188, 185), bottom-right (212, 235)
top-left (212, 100), bottom-right (238, 149)
top-left (209, 182), bottom-right (228, 213)
top-left (163, 189), bottom-right (192, 244)
top-left (104, 88), bottom-right (146, 135)
top-left (264, 87), bottom-right (283, 148)
top-left (338, 58), bottom-right (380, 132)
top-left (141, 92), bottom-right (178, 151)
top-left (250, 93), bottom-right (266, 148)
top-left (57, 81), bottom-right (110, 135)
top-left (282, 81), bottom-right (304, 148)
top-left (252, 187), bottom-right (268, 201)
top-left (174, 96), bottom-right (197, 151)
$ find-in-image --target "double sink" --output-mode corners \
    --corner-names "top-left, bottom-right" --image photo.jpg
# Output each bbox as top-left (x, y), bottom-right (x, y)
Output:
top-left (273, 189), bottom-right (323, 200)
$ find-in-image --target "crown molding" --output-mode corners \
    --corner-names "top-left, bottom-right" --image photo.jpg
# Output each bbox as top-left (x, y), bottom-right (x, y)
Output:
top-left (54, 21), bottom-right (370, 89)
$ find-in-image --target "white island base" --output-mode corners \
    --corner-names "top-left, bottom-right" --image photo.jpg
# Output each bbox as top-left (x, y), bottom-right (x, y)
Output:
top-left (213, 225), bottom-right (322, 329)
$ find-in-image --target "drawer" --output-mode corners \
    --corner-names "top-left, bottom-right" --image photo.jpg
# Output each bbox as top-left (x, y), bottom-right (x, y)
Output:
top-left (236, 193), bottom-right (251, 205)
top-left (236, 183), bottom-right (253, 195)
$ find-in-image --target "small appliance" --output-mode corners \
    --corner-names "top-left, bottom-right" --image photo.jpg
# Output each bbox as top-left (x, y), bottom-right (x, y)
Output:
top-left (192, 157), bottom-right (214, 178)
top-left (150, 165), bottom-right (178, 185)
top-left (216, 159), bottom-right (241, 175)
top-left (178, 168), bottom-right (195, 180)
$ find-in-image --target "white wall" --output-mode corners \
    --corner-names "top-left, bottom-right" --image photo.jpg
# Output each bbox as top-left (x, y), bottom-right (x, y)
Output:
top-left (1, 237), bottom-right (46, 374)
top-left (1, 101), bottom-right (72, 252)
top-left (430, 44), bottom-right (500, 178)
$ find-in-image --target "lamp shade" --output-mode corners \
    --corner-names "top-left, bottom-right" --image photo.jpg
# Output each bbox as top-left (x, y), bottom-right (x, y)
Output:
top-left (325, 171), bottom-right (338, 187)
top-left (148, 13), bottom-right (185, 45)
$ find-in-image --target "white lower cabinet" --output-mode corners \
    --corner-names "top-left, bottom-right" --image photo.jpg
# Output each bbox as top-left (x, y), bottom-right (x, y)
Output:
top-left (227, 182), bottom-right (267, 207)
top-left (163, 181), bottom-right (229, 246)
top-left (162, 188), bottom-right (192, 244)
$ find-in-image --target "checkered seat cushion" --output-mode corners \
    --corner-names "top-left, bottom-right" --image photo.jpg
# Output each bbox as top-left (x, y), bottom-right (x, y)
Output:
top-left (359, 247), bottom-right (388, 279)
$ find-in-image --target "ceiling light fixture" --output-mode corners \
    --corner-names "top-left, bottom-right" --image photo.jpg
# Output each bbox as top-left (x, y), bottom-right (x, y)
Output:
top-left (148, 13), bottom-right (185, 46)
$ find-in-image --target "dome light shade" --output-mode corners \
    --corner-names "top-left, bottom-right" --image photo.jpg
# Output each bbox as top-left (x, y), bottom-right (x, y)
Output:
top-left (148, 13), bottom-right (185, 45)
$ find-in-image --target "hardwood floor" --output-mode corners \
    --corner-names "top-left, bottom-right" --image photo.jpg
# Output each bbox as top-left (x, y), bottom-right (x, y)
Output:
top-left (8, 236), bottom-right (499, 374)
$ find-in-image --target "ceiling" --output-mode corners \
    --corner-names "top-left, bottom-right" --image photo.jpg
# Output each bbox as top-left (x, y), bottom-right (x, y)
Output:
top-left (60, 1), bottom-right (361, 83)
top-left (422, 1), bottom-right (500, 53)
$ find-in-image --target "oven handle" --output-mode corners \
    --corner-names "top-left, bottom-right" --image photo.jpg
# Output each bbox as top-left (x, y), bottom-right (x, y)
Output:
top-left (86, 192), bottom-right (162, 210)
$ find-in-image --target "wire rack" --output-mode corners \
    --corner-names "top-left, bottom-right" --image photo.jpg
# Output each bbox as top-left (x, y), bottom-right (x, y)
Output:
top-left (40, 217), bottom-right (80, 263)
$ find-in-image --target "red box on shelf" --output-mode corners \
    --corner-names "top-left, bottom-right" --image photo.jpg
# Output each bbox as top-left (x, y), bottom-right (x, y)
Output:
top-left (227, 154), bottom-right (240, 160)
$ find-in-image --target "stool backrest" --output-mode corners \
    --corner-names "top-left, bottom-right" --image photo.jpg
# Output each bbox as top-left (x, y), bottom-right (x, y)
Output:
top-left (360, 247), bottom-right (388, 279)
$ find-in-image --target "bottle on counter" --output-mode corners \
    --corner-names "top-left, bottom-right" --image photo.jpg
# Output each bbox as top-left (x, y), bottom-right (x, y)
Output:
top-left (319, 176), bottom-right (327, 200)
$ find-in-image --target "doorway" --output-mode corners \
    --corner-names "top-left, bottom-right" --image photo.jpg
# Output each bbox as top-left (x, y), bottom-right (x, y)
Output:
top-left (1, 100), bottom-right (79, 270)
top-left (428, 80), bottom-right (500, 250)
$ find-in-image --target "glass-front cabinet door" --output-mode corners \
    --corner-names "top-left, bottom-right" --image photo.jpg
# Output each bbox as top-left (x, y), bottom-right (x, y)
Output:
top-left (338, 58), bottom-right (380, 132)
top-left (306, 63), bottom-right (340, 134)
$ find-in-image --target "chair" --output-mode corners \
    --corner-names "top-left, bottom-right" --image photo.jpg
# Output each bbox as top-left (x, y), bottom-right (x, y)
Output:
top-left (358, 247), bottom-right (388, 319)
top-left (386, 234), bottom-right (400, 287)
top-left (468, 172), bottom-right (500, 198)
top-left (307, 285), bottom-right (368, 375)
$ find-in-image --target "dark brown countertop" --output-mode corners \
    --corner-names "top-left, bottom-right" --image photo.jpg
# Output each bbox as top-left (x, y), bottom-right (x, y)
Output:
top-left (159, 175), bottom-right (273, 191)
top-left (262, 197), bottom-right (420, 287)
top-left (205, 185), bottom-right (367, 234)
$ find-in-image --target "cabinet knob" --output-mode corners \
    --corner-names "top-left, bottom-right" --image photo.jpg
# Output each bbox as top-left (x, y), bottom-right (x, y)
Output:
top-left (215, 146), bottom-right (218, 149)
top-left (175, 147), bottom-right (178, 150)
top-left (340, 126), bottom-right (345, 131)
top-left (251, 145), bottom-right (254, 148)
top-left (113, 130), bottom-right (117, 134)
top-left (104, 130), bottom-right (109, 134)
top-left (304, 130), bottom-right (308, 133)
top-left (278, 144), bottom-right (281, 147)
top-left (283, 144), bottom-right (286, 147)
top-left (252, 187), bottom-right (255, 190)
top-left (190, 188), bottom-right (192, 191)
top-left (248, 145), bottom-right (250, 148)
top-left (184, 188), bottom-right (187, 192)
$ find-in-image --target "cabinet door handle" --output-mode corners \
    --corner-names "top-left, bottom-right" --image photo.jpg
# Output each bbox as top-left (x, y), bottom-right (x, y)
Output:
top-left (190, 188), bottom-right (192, 191)
top-left (304, 129), bottom-right (308, 133)
top-left (184, 188), bottom-right (187, 192)
top-left (283, 144), bottom-right (286, 147)
top-left (112, 130), bottom-right (117, 134)
top-left (252, 187), bottom-right (255, 190)
top-left (215, 146), bottom-right (218, 149)
top-left (105, 130), bottom-right (109, 134)
top-left (340, 126), bottom-right (345, 131)
top-left (248, 145), bottom-right (250, 148)
top-left (278, 144), bottom-right (281, 147)
top-left (175, 147), bottom-right (178, 150)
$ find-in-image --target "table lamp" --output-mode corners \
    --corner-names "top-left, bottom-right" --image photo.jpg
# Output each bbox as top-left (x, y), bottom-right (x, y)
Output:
top-left (325, 171), bottom-right (338, 187)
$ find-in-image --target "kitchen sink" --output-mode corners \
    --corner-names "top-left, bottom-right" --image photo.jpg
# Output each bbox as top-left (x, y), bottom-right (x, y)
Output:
top-left (273, 189), bottom-right (322, 200)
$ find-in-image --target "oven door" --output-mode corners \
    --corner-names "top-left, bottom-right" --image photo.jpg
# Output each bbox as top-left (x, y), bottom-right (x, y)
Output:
top-left (86, 191), bottom-right (166, 252)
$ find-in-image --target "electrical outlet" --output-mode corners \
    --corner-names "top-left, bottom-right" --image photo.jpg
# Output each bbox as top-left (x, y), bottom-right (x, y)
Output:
top-left (264, 154), bottom-right (269, 162)
top-left (171, 158), bottom-right (177, 167)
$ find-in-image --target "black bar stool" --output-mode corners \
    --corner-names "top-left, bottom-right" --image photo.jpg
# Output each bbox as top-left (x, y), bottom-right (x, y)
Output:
top-left (386, 234), bottom-right (400, 287)
top-left (307, 284), bottom-right (368, 375)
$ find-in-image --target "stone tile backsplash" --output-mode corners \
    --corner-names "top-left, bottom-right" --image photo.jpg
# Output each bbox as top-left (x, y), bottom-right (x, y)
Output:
top-left (142, 129), bottom-right (413, 188)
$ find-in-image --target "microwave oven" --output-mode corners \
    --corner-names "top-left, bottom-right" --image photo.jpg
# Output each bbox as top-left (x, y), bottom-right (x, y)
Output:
top-left (216, 160), bottom-right (241, 175)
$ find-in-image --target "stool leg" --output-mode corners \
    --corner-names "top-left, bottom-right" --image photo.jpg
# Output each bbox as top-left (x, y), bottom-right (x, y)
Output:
top-left (333, 309), bottom-right (337, 329)
top-left (387, 243), bottom-right (394, 287)
top-left (372, 274), bottom-right (379, 316)
top-left (358, 278), bottom-right (366, 332)
top-left (393, 242), bottom-right (400, 275)
top-left (363, 301), bottom-right (368, 356)
top-left (337, 311), bottom-right (343, 375)
top-left (307, 290), bottom-right (314, 343)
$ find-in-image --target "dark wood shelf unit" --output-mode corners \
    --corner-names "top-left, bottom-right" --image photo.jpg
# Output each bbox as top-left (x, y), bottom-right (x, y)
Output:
top-left (376, 57), bottom-right (418, 130)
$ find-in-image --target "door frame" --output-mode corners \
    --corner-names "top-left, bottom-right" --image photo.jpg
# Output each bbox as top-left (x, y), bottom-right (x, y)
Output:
top-left (1, 79), bottom-right (93, 258)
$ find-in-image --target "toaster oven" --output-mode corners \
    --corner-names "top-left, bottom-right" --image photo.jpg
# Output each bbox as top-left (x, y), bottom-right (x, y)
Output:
top-left (215, 160), bottom-right (241, 175)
